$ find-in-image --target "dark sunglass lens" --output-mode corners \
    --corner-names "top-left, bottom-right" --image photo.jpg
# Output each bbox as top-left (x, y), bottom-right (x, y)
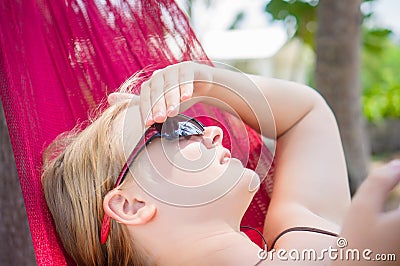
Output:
top-left (177, 121), bottom-right (203, 137)
top-left (154, 115), bottom-right (204, 140)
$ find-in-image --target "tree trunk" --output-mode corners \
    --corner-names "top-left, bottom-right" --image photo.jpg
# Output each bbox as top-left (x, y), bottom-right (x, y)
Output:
top-left (315, 0), bottom-right (370, 194)
top-left (0, 100), bottom-right (36, 265)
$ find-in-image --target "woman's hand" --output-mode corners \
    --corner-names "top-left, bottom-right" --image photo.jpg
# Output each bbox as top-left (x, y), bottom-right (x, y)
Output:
top-left (338, 160), bottom-right (400, 265)
top-left (138, 61), bottom-right (213, 126)
top-left (108, 61), bottom-right (213, 126)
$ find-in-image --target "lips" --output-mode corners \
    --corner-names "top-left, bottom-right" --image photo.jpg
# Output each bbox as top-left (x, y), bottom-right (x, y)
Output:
top-left (220, 148), bottom-right (231, 164)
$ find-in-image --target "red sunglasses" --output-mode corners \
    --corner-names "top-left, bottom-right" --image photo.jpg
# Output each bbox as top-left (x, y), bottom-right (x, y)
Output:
top-left (100, 114), bottom-right (205, 244)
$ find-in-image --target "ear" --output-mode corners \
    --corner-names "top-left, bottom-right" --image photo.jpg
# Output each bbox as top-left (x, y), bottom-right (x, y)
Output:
top-left (103, 188), bottom-right (156, 226)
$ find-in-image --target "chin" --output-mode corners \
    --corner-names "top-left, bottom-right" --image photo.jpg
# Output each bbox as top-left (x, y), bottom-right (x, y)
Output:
top-left (228, 164), bottom-right (260, 211)
top-left (229, 168), bottom-right (260, 226)
top-left (225, 158), bottom-right (260, 195)
top-left (245, 168), bottom-right (260, 193)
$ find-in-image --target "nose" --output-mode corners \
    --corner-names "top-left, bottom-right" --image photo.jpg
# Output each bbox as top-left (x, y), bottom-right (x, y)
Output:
top-left (202, 126), bottom-right (223, 149)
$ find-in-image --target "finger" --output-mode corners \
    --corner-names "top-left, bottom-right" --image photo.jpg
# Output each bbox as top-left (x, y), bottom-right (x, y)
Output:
top-left (140, 81), bottom-right (153, 126)
top-left (150, 71), bottom-right (167, 123)
top-left (353, 160), bottom-right (400, 213)
top-left (179, 66), bottom-right (194, 101)
top-left (108, 92), bottom-right (135, 105)
top-left (163, 67), bottom-right (180, 117)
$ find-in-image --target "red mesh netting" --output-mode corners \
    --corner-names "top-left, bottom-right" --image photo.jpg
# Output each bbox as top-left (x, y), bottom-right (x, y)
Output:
top-left (0, 0), bottom-right (274, 264)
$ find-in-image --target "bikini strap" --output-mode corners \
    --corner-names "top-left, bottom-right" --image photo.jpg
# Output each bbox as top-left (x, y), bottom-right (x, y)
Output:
top-left (270, 226), bottom-right (339, 250)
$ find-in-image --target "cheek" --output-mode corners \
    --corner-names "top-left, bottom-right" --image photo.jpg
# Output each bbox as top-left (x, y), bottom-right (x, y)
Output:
top-left (176, 140), bottom-right (203, 161)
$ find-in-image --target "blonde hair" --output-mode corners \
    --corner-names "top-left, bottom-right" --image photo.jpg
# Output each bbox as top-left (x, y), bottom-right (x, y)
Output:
top-left (41, 98), bottom-right (150, 265)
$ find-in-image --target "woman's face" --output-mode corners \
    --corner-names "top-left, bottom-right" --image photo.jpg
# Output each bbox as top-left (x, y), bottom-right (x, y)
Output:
top-left (119, 100), bottom-right (260, 222)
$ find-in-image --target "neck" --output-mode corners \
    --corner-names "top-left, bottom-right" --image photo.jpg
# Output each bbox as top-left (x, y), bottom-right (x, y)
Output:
top-left (147, 222), bottom-right (261, 265)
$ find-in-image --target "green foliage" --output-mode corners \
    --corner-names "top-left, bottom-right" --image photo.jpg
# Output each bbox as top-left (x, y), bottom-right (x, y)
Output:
top-left (264, 0), bottom-right (400, 121)
top-left (265, 0), bottom-right (317, 48)
top-left (363, 28), bottom-right (392, 53)
top-left (362, 41), bottom-right (400, 122)
top-left (265, 0), bottom-right (376, 50)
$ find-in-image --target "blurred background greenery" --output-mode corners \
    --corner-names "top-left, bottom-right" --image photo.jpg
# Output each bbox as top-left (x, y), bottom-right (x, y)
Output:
top-left (362, 29), bottom-right (400, 122)
top-left (183, 0), bottom-right (400, 123)
top-left (267, 0), bottom-right (400, 123)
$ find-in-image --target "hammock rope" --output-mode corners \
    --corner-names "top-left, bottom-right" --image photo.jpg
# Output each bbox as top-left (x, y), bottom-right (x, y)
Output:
top-left (0, 1), bottom-right (274, 264)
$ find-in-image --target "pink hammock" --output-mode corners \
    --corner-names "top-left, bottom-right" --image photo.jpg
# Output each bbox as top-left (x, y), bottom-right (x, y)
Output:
top-left (0, 0), bottom-right (274, 264)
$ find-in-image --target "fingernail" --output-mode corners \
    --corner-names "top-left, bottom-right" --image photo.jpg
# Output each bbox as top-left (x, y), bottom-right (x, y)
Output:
top-left (181, 94), bottom-right (190, 101)
top-left (153, 111), bottom-right (165, 121)
top-left (145, 113), bottom-right (153, 126)
top-left (145, 118), bottom-right (153, 126)
top-left (167, 105), bottom-right (176, 115)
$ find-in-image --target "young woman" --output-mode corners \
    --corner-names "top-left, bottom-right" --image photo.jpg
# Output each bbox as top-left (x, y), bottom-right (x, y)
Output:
top-left (42, 61), bottom-right (400, 265)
